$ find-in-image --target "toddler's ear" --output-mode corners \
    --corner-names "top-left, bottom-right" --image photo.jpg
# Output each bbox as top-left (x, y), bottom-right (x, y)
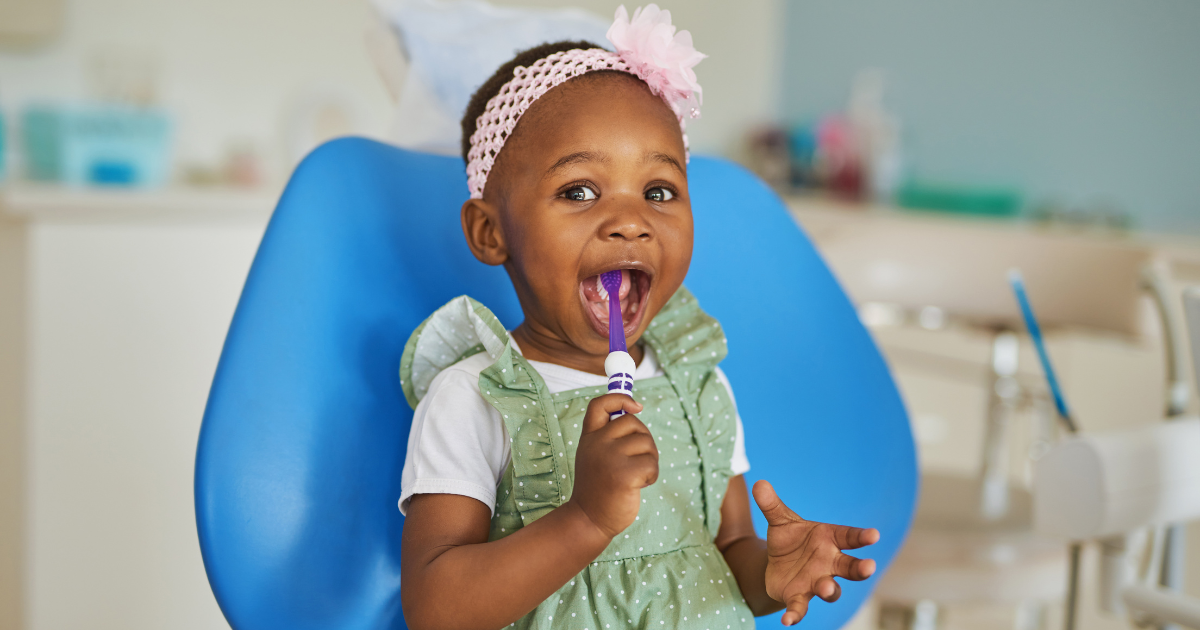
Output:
top-left (461, 198), bottom-right (508, 266)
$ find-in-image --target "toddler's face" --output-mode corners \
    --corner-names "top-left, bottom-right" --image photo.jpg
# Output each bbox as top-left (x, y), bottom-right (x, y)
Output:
top-left (466, 74), bottom-right (693, 358)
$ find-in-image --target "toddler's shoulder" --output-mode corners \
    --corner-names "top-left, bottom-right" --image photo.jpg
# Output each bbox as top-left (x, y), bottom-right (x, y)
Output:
top-left (423, 350), bottom-right (495, 398)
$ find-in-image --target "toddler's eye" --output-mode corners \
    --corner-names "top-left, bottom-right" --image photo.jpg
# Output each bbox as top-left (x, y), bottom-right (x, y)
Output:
top-left (646, 187), bottom-right (675, 202)
top-left (565, 186), bottom-right (597, 201)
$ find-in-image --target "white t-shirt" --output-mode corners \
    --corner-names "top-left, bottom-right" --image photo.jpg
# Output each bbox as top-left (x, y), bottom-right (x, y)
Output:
top-left (399, 344), bottom-right (751, 515)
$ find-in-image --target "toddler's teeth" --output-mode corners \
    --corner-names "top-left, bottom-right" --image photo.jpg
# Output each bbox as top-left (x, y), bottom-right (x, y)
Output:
top-left (630, 299), bottom-right (638, 314)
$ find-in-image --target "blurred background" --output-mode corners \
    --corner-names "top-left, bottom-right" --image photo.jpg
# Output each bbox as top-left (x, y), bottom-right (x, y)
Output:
top-left (2, 1), bottom-right (1200, 629)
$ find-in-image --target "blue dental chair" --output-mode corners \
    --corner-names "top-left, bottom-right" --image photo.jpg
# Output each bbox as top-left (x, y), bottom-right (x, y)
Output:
top-left (195, 138), bottom-right (917, 630)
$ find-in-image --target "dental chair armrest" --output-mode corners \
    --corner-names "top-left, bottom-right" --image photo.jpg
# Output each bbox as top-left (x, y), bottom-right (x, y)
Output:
top-left (1034, 417), bottom-right (1200, 539)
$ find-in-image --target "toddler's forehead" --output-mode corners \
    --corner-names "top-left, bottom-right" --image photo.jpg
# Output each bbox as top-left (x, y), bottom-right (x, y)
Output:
top-left (494, 76), bottom-right (685, 180)
top-left (528, 73), bottom-right (674, 131)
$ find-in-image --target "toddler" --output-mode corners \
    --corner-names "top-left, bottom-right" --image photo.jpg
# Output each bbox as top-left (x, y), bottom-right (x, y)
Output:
top-left (398, 6), bottom-right (878, 629)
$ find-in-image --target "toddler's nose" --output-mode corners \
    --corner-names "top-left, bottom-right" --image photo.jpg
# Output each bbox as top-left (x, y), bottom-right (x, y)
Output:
top-left (601, 201), bottom-right (653, 241)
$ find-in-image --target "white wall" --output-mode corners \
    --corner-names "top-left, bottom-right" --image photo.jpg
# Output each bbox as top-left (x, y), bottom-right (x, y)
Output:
top-left (26, 219), bottom-right (265, 630)
top-left (781, 0), bottom-right (1200, 234)
top-left (0, 0), bottom-right (395, 180)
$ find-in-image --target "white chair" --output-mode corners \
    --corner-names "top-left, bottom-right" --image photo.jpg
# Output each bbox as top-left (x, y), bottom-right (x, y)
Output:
top-left (1031, 287), bottom-right (1200, 630)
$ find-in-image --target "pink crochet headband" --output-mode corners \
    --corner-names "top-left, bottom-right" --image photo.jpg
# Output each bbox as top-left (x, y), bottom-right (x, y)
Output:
top-left (466, 4), bottom-right (706, 199)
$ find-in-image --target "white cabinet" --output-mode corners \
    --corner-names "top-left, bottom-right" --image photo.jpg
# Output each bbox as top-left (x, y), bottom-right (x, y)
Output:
top-left (0, 186), bottom-right (272, 630)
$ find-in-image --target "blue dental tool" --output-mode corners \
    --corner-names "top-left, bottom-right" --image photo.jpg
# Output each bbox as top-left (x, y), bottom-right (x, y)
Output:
top-left (1008, 268), bottom-right (1077, 433)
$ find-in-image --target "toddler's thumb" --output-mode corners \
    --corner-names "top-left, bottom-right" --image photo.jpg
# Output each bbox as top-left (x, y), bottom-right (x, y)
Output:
top-left (582, 393), bottom-right (641, 434)
top-left (752, 479), bottom-right (797, 526)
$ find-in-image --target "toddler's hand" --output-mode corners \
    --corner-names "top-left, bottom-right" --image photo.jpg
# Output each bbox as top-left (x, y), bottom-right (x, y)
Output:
top-left (568, 394), bottom-right (659, 539)
top-left (752, 480), bottom-right (880, 626)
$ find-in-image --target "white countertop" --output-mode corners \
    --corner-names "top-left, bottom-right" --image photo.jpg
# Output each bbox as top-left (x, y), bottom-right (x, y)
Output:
top-left (0, 183), bottom-right (279, 224)
top-left (785, 193), bottom-right (1200, 279)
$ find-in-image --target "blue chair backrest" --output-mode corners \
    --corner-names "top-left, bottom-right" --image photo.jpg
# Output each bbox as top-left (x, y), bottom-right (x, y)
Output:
top-left (195, 138), bottom-right (916, 630)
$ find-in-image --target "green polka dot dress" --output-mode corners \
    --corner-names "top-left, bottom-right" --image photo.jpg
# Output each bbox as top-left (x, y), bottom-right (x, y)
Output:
top-left (401, 288), bottom-right (755, 629)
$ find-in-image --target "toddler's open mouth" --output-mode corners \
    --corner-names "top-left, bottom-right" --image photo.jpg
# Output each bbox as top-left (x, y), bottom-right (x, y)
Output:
top-left (580, 268), bottom-right (652, 339)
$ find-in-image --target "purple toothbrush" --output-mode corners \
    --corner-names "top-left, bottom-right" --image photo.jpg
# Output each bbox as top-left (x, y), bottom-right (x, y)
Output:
top-left (600, 270), bottom-right (635, 418)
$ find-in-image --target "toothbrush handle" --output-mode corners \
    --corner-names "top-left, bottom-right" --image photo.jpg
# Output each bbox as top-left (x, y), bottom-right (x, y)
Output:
top-left (607, 372), bottom-right (634, 419)
top-left (604, 351), bottom-right (636, 420)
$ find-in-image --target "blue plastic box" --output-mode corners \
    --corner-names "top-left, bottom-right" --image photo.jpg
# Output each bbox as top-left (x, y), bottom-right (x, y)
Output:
top-left (22, 105), bottom-right (172, 186)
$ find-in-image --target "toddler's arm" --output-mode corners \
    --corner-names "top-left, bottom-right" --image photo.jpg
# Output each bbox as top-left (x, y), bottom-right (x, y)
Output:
top-left (714, 477), bottom-right (777, 615)
top-left (401, 394), bottom-right (657, 630)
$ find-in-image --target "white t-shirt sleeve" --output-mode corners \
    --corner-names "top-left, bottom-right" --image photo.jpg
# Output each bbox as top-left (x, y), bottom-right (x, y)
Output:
top-left (398, 358), bottom-right (510, 516)
top-left (714, 367), bottom-right (752, 476)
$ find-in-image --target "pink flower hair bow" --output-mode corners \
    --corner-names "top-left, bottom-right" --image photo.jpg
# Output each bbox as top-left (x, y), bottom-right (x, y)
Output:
top-left (607, 4), bottom-right (706, 121)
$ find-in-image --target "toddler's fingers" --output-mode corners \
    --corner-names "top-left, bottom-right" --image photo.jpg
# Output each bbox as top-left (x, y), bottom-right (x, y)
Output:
top-left (833, 553), bottom-right (875, 581)
top-left (780, 593), bottom-right (811, 626)
top-left (815, 576), bottom-right (842, 603)
top-left (751, 479), bottom-right (801, 526)
top-left (582, 394), bottom-right (644, 434)
top-left (601, 414), bottom-right (653, 440)
top-left (834, 525), bottom-right (880, 550)
top-left (614, 432), bottom-right (659, 458)
top-left (627, 452), bottom-right (659, 487)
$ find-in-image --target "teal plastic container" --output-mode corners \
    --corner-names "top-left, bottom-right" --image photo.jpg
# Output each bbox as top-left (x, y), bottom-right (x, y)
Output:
top-left (21, 105), bottom-right (172, 186)
top-left (896, 182), bottom-right (1022, 217)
